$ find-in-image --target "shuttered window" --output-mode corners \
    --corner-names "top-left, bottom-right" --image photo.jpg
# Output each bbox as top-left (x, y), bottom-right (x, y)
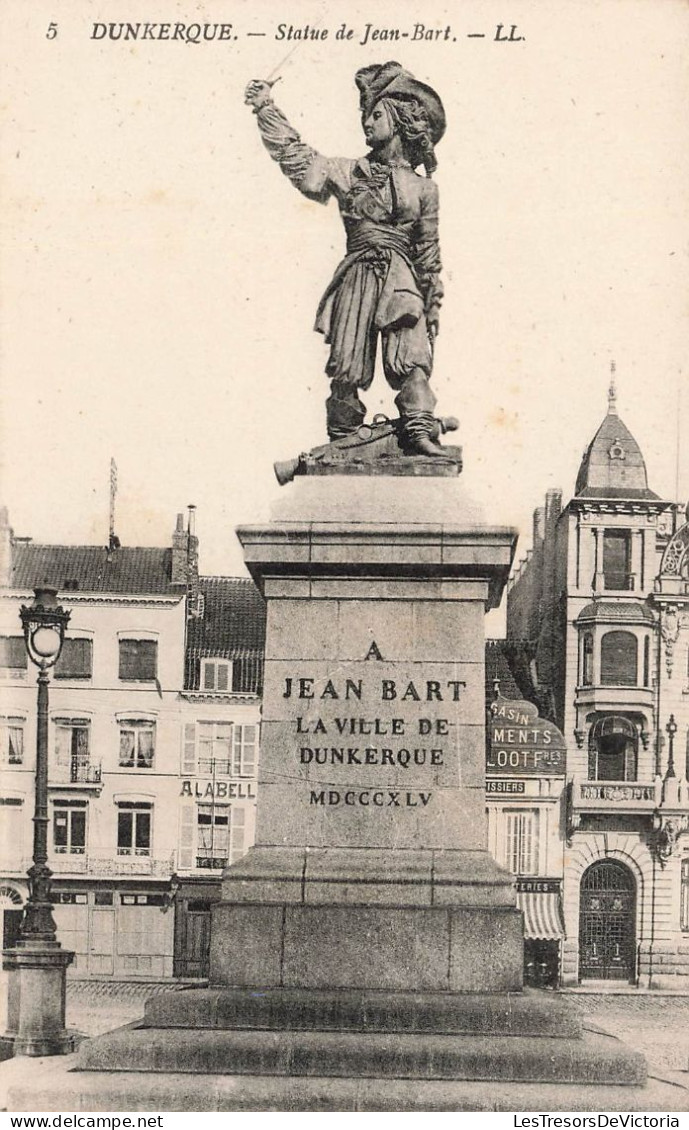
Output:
top-left (0, 637), bottom-right (27, 671)
top-left (504, 810), bottom-right (538, 876)
top-left (178, 804), bottom-right (195, 870)
top-left (54, 639), bottom-right (93, 680)
top-left (233, 725), bottom-right (257, 777)
top-left (182, 724), bottom-right (197, 775)
top-left (119, 639), bottom-right (157, 681)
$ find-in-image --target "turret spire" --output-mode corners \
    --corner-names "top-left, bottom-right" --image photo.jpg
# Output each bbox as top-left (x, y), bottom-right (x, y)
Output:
top-left (608, 361), bottom-right (617, 416)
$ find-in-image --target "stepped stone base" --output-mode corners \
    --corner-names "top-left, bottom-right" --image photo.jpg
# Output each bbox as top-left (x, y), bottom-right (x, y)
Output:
top-left (78, 1026), bottom-right (645, 1087)
top-left (6, 1049), bottom-right (687, 1113)
top-left (6, 986), bottom-right (669, 1112)
top-left (143, 987), bottom-right (581, 1038)
top-left (75, 988), bottom-right (645, 1089)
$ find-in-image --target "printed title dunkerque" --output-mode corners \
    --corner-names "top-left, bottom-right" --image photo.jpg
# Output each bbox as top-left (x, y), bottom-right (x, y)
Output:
top-left (88, 21), bottom-right (454, 44)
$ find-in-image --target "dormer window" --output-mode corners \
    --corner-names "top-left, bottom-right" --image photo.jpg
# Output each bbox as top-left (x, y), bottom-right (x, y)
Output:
top-left (201, 658), bottom-right (233, 693)
top-left (608, 439), bottom-right (626, 461)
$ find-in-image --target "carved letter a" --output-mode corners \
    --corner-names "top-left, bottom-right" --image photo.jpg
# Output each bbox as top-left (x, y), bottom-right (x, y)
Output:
top-left (365, 641), bottom-right (384, 661)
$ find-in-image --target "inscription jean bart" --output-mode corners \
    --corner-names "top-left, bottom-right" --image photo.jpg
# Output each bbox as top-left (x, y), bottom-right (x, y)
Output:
top-left (278, 673), bottom-right (470, 810)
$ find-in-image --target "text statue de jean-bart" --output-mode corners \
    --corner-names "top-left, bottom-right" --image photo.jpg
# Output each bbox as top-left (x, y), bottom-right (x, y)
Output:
top-left (244, 62), bottom-right (460, 482)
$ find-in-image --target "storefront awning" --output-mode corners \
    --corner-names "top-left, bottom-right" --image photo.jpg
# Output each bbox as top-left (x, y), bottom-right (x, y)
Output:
top-left (517, 890), bottom-right (565, 940)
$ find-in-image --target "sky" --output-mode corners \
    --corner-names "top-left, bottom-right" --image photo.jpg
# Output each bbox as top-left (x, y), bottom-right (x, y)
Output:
top-left (1, 0), bottom-right (688, 615)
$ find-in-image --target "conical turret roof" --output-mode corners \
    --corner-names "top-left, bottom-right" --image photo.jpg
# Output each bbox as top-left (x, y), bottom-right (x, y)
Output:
top-left (574, 381), bottom-right (658, 499)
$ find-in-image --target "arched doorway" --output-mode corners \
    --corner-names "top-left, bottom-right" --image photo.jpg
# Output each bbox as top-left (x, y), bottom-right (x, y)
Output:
top-left (0, 884), bottom-right (25, 949)
top-left (579, 860), bottom-right (636, 982)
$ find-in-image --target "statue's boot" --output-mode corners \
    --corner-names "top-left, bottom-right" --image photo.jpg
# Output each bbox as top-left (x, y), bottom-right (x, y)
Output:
top-left (395, 370), bottom-right (445, 456)
top-left (326, 382), bottom-right (367, 440)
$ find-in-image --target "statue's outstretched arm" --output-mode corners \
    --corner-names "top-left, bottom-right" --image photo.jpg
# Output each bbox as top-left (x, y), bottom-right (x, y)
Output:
top-left (244, 80), bottom-right (333, 202)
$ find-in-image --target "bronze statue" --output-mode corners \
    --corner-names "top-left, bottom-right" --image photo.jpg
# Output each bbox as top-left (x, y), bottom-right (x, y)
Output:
top-left (245, 62), bottom-right (451, 458)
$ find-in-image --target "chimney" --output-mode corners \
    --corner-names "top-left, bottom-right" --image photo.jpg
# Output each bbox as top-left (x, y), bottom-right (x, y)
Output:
top-left (170, 513), bottom-right (188, 586)
top-left (186, 505), bottom-right (201, 617)
top-left (532, 506), bottom-right (545, 551)
top-left (0, 507), bottom-right (14, 586)
top-left (545, 488), bottom-right (563, 525)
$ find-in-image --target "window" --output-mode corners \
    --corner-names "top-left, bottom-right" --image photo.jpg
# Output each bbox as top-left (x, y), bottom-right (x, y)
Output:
top-left (233, 725), bottom-right (257, 777)
top-left (0, 636), bottom-right (27, 676)
top-left (588, 718), bottom-right (638, 782)
top-left (197, 722), bottom-right (233, 775)
top-left (504, 810), bottom-right (539, 876)
top-left (196, 804), bottom-right (245, 869)
top-left (54, 718), bottom-right (92, 783)
top-left (186, 722), bottom-right (258, 777)
top-left (602, 530), bottom-right (632, 590)
top-left (201, 659), bottom-right (233, 692)
top-left (582, 634), bottom-right (594, 686)
top-left (53, 800), bottom-right (87, 855)
top-left (119, 639), bottom-right (157, 681)
top-left (643, 637), bottom-right (651, 688)
top-left (117, 802), bottom-right (151, 856)
top-left (600, 631), bottom-right (638, 686)
top-left (54, 638), bottom-right (92, 680)
top-left (119, 720), bottom-right (155, 769)
top-left (120, 893), bottom-right (166, 906)
top-left (0, 717), bottom-right (24, 764)
top-left (682, 859), bottom-right (689, 932)
top-left (53, 891), bottom-right (88, 904)
top-left (0, 798), bottom-right (24, 863)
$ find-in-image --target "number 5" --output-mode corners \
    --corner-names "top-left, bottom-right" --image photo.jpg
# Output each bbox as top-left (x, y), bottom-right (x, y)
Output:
top-left (46, 22), bottom-right (58, 39)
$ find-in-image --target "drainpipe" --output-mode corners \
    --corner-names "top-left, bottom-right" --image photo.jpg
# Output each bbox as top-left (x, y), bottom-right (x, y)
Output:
top-left (647, 848), bottom-right (656, 989)
top-left (654, 609), bottom-right (662, 777)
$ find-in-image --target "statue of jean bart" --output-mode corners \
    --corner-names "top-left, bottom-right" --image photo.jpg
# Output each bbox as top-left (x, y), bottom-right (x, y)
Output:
top-left (245, 62), bottom-right (458, 462)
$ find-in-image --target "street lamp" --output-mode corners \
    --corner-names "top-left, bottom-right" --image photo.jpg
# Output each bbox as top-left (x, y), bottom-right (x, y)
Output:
top-left (3, 587), bottom-right (75, 1056)
top-left (19, 587), bottom-right (70, 944)
top-left (665, 714), bottom-right (678, 780)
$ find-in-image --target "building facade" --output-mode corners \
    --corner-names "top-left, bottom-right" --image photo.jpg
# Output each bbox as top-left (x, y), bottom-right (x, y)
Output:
top-left (0, 509), bottom-right (265, 980)
top-left (507, 389), bottom-right (689, 987)
top-left (485, 642), bottom-right (567, 987)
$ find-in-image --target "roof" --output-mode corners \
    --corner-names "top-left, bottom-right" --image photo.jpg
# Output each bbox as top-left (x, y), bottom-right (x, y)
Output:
top-left (485, 639), bottom-right (526, 703)
top-left (576, 600), bottom-right (655, 625)
top-left (187, 576), bottom-right (266, 660)
top-left (8, 543), bottom-right (180, 595)
top-left (574, 486), bottom-right (661, 501)
top-left (574, 395), bottom-right (656, 499)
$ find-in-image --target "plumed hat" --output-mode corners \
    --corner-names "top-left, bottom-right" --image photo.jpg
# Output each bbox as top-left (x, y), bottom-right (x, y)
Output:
top-left (355, 61), bottom-right (446, 145)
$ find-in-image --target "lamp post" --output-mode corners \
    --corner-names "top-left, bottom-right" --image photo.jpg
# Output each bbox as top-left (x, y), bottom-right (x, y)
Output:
top-left (665, 714), bottom-right (678, 780)
top-left (3, 587), bottom-right (75, 1056)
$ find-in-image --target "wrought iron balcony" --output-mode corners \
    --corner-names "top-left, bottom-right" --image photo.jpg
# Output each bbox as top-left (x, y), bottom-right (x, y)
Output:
top-left (48, 849), bottom-right (173, 878)
top-left (48, 761), bottom-right (103, 790)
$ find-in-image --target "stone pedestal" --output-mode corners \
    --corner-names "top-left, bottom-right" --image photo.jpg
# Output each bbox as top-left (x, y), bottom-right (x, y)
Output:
top-left (211, 476), bottom-right (522, 993)
top-left (25, 474), bottom-right (663, 1111)
top-left (3, 942), bottom-right (74, 1056)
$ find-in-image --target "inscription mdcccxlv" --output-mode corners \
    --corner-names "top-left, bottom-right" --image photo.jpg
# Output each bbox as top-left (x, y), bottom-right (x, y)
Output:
top-left (280, 673), bottom-right (469, 812)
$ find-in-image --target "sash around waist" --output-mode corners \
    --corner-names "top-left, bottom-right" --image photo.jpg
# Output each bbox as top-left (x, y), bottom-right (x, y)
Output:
top-left (345, 221), bottom-right (412, 259)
